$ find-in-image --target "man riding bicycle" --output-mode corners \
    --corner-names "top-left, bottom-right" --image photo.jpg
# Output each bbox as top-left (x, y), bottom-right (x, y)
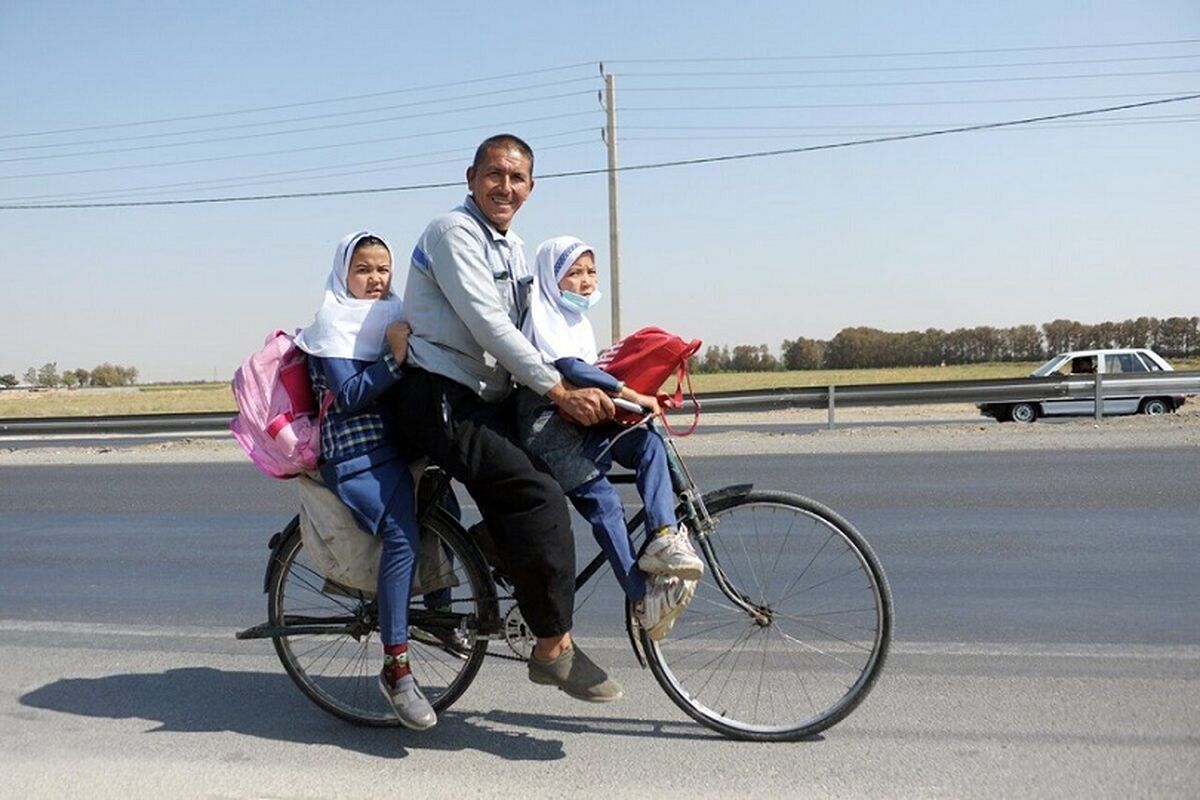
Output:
top-left (383, 134), bottom-right (623, 703)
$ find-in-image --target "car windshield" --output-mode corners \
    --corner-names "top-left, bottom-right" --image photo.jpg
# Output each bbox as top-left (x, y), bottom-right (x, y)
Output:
top-left (1031, 355), bottom-right (1071, 377)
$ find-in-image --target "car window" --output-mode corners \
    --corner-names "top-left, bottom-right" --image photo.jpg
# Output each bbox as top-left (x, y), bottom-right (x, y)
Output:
top-left (1134, 353), bottom-right (1162, 371)
top-left (1107, 354), bottom-right (1143, 373)
top-left (1032, 356), bottom-right (1069, 377)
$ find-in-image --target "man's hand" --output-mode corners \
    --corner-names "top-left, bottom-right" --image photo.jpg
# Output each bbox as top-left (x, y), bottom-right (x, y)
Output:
top-left (547, 382), bottom-right (615, 426)
top-left (386, 321), bottom-right (412, 364)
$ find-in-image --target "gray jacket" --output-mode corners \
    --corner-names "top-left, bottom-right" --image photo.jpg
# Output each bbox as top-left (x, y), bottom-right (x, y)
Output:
top-left (403, 196), bottom-right (560, 402)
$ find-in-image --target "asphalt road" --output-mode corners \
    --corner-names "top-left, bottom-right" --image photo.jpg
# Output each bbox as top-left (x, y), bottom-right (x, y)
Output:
top-left (2, 450), bottom-right (1198, 797)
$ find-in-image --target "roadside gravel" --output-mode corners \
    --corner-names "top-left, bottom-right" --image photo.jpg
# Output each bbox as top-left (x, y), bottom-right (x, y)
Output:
top-left (2, 404), bottom-right (1196, 466)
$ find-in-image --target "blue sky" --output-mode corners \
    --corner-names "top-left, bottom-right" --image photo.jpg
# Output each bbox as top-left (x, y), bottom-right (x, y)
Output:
top-left (2, 1), bottom-right (1198, 381)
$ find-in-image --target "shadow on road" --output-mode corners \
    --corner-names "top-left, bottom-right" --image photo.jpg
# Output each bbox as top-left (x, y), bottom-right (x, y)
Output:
top-left (18, 667), bottom-right (567, 760)
top-left (474, 709), bottom-right (762, 742)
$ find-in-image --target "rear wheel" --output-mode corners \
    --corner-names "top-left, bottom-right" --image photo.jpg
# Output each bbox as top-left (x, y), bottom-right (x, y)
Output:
top-left (1009, 402), bottom-right (1037, 423)
top-left (640, 490), bottom-right (892, 741)
top-left (1140, 397), bottom-right (1170, 416)
top-left (268, 511), bottom-right (494, 726)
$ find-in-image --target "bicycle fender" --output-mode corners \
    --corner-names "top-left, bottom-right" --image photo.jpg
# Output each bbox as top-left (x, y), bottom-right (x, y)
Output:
top-left (625, 602), bottom-right (648, 669)
top-left (699, 483), bottom-right (754, 507)
top-left (263, 515), bottom-right (301, 594)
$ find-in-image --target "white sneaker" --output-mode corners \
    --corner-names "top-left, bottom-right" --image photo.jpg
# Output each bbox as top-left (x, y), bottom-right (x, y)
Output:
top-left (638, 524), bottom-right (704, 580)
top-left (634, 574), bottom-right (697, 641)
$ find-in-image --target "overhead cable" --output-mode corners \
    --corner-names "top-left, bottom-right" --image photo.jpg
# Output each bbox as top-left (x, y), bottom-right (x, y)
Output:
top-left (0, 62), bottom-right (598, 140)
top-left (620, 89), bottom-right (1192, 112)
top-left (604, 38), bottom-right (1200, 63)
top-left (2, 136), bottom-right (599, 204)
top-left (3, 92), bottom-right (1195, 210)
top-left (620, 68), bottom-right (1200, 92)
top-left (0, 111), bottom-right (599, 181)
top-left (0, 90), bottom-right (597, 165)
top-left (618, 52), bottom-right (1200, 77)
top-left (0, 77), bottom-right (600, 154)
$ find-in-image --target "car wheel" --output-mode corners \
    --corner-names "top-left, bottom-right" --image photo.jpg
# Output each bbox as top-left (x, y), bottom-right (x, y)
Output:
top-left (1140, 398), bottom-right (1170, 416)
top-left (1009, 403), bottom-right (1037, 423)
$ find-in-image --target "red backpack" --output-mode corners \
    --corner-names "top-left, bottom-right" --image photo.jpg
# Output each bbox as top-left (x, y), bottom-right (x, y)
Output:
top-left (595, 327), bottom-right (702, 433)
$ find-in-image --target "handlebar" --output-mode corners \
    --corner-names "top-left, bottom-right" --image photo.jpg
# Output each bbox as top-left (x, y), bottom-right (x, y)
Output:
top-left (612, 397), bottom-right (649, 415)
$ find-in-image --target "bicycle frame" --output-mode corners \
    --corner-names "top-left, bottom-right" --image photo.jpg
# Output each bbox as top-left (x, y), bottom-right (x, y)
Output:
top-left (241, 410), bottom-right (766, 647)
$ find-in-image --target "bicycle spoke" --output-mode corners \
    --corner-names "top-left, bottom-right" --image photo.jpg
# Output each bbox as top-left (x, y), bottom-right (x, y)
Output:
top-left (269, 514), bottom-right (492, 726)
top-left (773, 627), bottom-right (869, 668)
top-left (646, 494), bottom-right (890, 740)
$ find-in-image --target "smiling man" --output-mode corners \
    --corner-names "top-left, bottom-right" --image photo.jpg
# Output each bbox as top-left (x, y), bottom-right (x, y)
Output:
top-left (385, 134), bottom-right (622, 705)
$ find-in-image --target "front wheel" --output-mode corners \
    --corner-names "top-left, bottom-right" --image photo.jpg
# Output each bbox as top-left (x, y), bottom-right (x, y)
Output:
top-left (267, 510), bottom-right (495, 727)
top-left (641, 491), bottom-right (892, 741)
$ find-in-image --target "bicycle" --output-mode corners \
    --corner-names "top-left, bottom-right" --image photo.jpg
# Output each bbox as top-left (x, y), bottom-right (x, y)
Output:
top-left (237, 400), bottom-right (893, 741)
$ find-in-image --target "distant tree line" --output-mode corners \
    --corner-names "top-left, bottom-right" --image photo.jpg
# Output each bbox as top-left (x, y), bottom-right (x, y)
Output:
top-left (1, 362), bottom-right (140, 389)
top-left (692, 316), bottom-right (1200, 373)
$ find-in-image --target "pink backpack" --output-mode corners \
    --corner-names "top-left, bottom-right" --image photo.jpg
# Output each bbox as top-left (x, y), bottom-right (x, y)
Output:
top-left (230, 330), bottom-right (330, 479)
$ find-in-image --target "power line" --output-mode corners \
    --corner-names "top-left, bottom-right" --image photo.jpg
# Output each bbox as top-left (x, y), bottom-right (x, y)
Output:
top-left (0, 77), bottom-right (600, 154)
top-left (600, 93), bottom-right (1200, 173)
top-left (1, 136), bottom-right (600, 204)
top-left (0, 90), bottom-right (597, 165)
top-left (0, 62), bottom-right (598, 140)
top-left (622, 113), bottom-right (1200, 131)
top-left (620, 68), bottom-right (1200, 93)
top-left (604, 38), bottom-right (1200, 63)
top-left (618, 52), bottom-right (1200, 77)
top-left (622, 117), bottom-right (1200, 141)
top-left (3, 92), bottom-right (1195, 211)
top-left (620, 90), bottom-right (1193, 112)
top-left (0, 110), bottom-right (599, 181)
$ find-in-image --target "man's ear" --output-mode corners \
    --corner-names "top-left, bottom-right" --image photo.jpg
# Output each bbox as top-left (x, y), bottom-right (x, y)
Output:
top-left (528, 177), bottom-right (536, 194)
top-left (466, 166), bottom-right (475, 186)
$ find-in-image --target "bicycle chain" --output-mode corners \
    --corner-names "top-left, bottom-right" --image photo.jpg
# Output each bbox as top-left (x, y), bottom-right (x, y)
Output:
top-left (480, 645), bottom-right (527, 663)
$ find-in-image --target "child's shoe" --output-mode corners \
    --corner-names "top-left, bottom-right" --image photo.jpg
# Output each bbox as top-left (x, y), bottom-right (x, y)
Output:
top-left (378, 670), bottom-right (437, 731)
top-left (638, 523), bottom-right (704, 580)
top-left (634, 574), bottom-right (697, 641)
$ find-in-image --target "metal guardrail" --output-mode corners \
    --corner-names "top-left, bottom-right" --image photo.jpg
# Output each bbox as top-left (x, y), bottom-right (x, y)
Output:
top-left (0, 411), bottom-right (234, 437)
top-left (1, 371), bottom-right (1197, 437)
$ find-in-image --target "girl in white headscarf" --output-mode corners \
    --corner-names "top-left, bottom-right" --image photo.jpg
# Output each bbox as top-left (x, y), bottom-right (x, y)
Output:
top-left (517, 236), bottom-right (703, 642)
top-left (295, 230), bottom-right (438, 731)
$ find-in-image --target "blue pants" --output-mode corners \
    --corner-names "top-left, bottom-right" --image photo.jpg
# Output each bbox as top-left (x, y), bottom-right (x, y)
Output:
top-left (568, 427), bottom-right (677, 601)
top-left (320, 454), bottom-right (419, 647)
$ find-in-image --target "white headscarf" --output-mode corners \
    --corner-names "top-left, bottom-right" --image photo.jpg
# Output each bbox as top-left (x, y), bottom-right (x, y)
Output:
top-left (295, 230), bottom-right (404, 361)
top-left (522, 235), bottom-right (598, 364)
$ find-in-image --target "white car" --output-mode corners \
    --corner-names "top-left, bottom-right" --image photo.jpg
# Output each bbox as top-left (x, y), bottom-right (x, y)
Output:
top-left (979, 348), bottom-right (1186, 423)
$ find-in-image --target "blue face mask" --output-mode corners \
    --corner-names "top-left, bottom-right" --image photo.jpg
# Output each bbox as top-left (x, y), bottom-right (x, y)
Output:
top-left (559, 289), bottom-right (602, 313)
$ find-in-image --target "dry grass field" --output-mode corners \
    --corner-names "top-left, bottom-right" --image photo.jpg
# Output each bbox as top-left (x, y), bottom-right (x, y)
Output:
top-left (2, 359), bottom-right (1197, 418)
top-left (0, 384), bottom-right (236, 418)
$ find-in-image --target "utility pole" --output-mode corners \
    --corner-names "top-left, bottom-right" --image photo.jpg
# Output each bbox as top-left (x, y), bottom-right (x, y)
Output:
top-left (602, 69), bottom-right (621, 343)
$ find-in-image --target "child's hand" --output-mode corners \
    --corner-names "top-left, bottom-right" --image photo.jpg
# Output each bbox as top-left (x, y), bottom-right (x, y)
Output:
top-left (628, 391), bottom-right (662, 416)
top-left (386, 321), bottom-right (412, 364)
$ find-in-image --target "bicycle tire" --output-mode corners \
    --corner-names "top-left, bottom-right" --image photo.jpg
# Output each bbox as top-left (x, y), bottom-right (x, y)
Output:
top-left (268, 509), bottom-right (495, 727)
top-left (640, 490), bottom-right (892, 741)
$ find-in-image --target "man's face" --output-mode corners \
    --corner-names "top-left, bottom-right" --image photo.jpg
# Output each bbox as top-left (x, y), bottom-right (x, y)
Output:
top-left (467, 145), bottom-right (534, 232)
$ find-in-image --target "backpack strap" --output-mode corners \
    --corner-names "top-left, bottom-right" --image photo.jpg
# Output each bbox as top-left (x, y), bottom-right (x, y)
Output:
top-left (659, 360), bottom-right (700, 437)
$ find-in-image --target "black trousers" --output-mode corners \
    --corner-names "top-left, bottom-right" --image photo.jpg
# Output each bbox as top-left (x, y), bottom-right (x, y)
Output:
top-left (387, 368), bottom-right (575, 638)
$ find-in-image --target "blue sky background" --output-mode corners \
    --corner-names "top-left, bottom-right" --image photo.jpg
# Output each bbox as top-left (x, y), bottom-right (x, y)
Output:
top-left (2, 1), bottom-right (1198, 381)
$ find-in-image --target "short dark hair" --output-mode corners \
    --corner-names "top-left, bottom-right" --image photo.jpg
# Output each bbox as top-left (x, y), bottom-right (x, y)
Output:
top-left (472, 134), bottom-right (534, 174)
